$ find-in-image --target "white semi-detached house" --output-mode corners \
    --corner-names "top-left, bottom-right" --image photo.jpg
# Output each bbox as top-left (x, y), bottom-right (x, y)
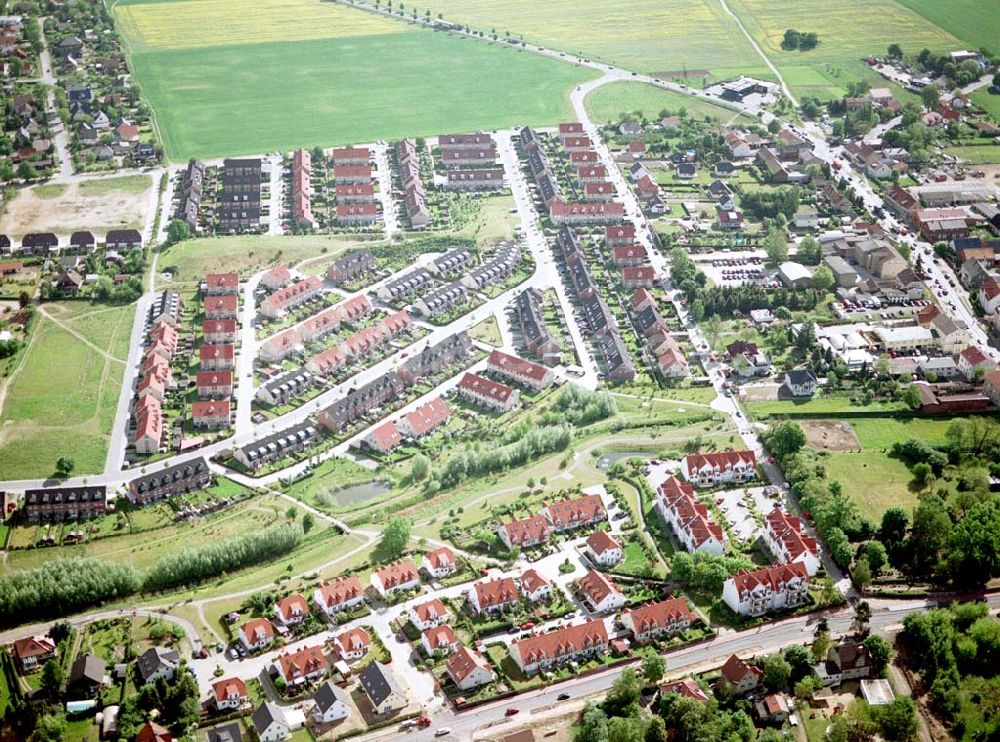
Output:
top-left (519, 568), bottom-right (552, 603)
top-left (681, 450), bottom-right (756, 487)
top-left (312, 576), bottom-right (365, 617)
top-left (621, 597), bottom-right (695, 644)
top-left (586, 530), bottom-right (623, 567)
top-left (239, 618), bottom-right (275, 651)
top-left (722, 562), bottom-right (811, 617)
top-left (370, 560), bottom-right (420, 597)
top-left (762, 508), bottom-right (821, 576)
top-left (576, 570), bottom-right (626, 614)
top-left (446, 645), bottom-right (496, 691)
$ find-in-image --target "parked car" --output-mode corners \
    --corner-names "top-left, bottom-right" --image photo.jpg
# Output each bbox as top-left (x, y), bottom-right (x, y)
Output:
top-left (435, 729), bottom-right (452, 737)
top-left (506, 708), bottom-right (520, 716)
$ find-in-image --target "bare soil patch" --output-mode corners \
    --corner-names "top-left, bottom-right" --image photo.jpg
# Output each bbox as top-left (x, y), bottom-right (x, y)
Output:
top-left (801, 420), bottom-right (861, 451)
top-left (3, 176), bottom-right (152, 240)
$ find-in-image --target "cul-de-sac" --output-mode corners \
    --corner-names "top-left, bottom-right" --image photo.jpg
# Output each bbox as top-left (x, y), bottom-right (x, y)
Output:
top-left (2, 1), bottom-right (1000, 740)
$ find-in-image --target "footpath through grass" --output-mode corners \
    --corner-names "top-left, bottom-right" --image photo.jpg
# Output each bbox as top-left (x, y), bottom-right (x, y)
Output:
top-left (0, 302), bottom-right (134, 480)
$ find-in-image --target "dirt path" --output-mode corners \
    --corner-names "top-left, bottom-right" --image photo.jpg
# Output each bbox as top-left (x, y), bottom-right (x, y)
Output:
top-left (0, 317), bottom-right (40, 418)
top-left (37, 306), bottom-right (128, 364)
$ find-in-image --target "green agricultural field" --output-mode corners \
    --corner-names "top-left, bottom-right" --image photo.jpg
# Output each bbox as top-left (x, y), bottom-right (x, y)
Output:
top-left (893, 0), bottom-right (1000, 54)
top-left (724, 0), bottom-right (958, 99)
top-left (419, 0), bottom-right (769, 81)
top-left (0, 302), bottom-right (133, 480)
top-left (971, 89), bottom-right (1000, 121)
top-left (585, 82), bottom-right (753, 126)
top-left (114, 0), bottom-right (594, 160)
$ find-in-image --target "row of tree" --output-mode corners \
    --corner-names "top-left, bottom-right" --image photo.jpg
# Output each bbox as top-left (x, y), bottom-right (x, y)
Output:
top-left (435, 424), bottom-right (573, 489)
top-left (144, 522), bottom-right (303, 590)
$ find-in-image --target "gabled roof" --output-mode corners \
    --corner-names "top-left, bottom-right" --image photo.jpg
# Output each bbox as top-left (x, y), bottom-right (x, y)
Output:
top-left (313, 680), bottom-right (351, 713)
top-left (577, 570), bottom-right (622, 606)
top-left (212, 676), bottom-right (248, 702)
top-left (423, 546), bottom-right (455, 571)
top-left (240, 617), bottom-right (275, 644)
top-left (411, 598), bottom-right (449, 624)
top-left (623, 597), bottom-right (694, 634)
top-left (359, 661), bottom-right (403, 705)
top-left (316, 575), bottom-right (364, 608)
top-left (720, 654), bottom-right (762, 685)
top-left (446, 645), bottom-right (493, 684)
top-left (473, 576), bottom-right (519, 609)
top-left (275, 593), bottom-right (309, 621)
top-left (276, 644), bottom-right (327, 681)
top-left (586, 530), bottom-right (621, 556)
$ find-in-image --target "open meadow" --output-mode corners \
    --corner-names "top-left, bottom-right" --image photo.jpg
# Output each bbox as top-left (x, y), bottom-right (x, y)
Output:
top-left (113, 0), bottom-right (594, 160)
top-left (585, 82), bottom-right (753, 126)
top-left (724, 0), bottom-right (958, 99)
top-left (0, 302), bottom-right (134, 480)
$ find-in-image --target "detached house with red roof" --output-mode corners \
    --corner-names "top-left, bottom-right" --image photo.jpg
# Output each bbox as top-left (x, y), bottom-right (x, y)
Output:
top-left (622, 597), bottom-right (695, 643)
top-left (274, 593), bottom-right (310, 626)
top-left (720, 654), bottom-right (763, 694)
top-left (510, 619), bottom-right (609, 675)
top-left (371, 560), bottom-right (420, 597)
top-left (682, 450), bottom-right (756, 487)
top-left (654, 476), bottom-right (726, 555)
top-left (421, 546), bottom-right (457, 579)
top-left (586, 530), bottom-right (623, 567)
top-left (333, 627), bottom-right (371, 661)
top-left (486, 350), bottom-right (554, 392)
top-left (763, 507), bottom-right (820, 576)
top-left (978, 276), bottom-right (1000, 315)
top-left (364, 421), bottom-right (403, 454)
top-left (212, 676), bottom-right (249, 711)
top-left (313, 576), bottom-right (365, 617)
top-left (497, 514), bottom-right (551, 550)
top-left (447, 645), bottom-right (496, 691)
top-left (274, 644), bottom-right (328, 687)
top-left (541, 493), bottom-right (606, 533)
top-left (13, 635), bottom-right (56, 672)
top-left (519, 568), bottom-right (552, 603)
top-left (408, 598), bottom-right (450, 631)
top-left (958, 345), bottom-right (995, 380)
top-left (238, 618), bottom-right (275, 652)
top-left (421, 624), bottom-right (460, 656)
top-left (722, 562), bottom-right (811, 617)
top-left (576, 570), bottom-right (626, 614)
top-left (469, 576), bottom-right (519, 615)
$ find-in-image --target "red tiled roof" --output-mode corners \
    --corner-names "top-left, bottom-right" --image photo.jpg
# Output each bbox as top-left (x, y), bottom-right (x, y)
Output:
top-left (199, 343), bottom-right (234, 361)
top-left (422, 624), bottom-right (458, 648)
top-left (276, 644), bottom-right (327, 681)
top-left (487, 349), bottom-right (549, 383)
top-left (240, 617), bottom-right (275, 644)
top-left (512, 619), bottom-right (608, 665)
top-left (459, 372), bottom-right (515, 404)
top-left (622, 266), bottom-right (656, 282)
top-left (683, 450), bottom-right (756, 474)
top-left (191, 400), bottom-right (230, 420)
top-left (764, 507), bottom-right (817, 563)
top-left (203, 295), bottom-right (238, 314)
top-left (502, 515), bottom-right (550, 546)
top-left (402, 397), bottom-right (450, 437)
top-left (316, 576), bottom-right (364, 608)
top-left (662, 677), bottom-right (710, 701)
top-left (261, 328), bottom-right (301, 357)
top-left (276, 593), bottom-right (309, 621)
top-left (720, 654), bottom-right (762, 685)
top-left (369, 421), bottom-right (402, 451)
top-left (446, 645), bottom-right (492, 684)
top-left (13, 635), bottom-right (55, 661)
top-left (577, 570), bottom-right (622, 606)
top-left (196, 371), bottom-right (231, 390)
top-left (605, 225), bottom-right (635, 242)
top-left (586, 530), bottom-right (621, 556)
top-left (412, 598), bottom-right (449, 624)
top-left (613, 245), bottom-right (647, 263)
top-left (623, 597), bottom-right (694, 634)
top-left (336, 203), bottom-right (378, 217)
top-left (727, 562), bottom-right (809, 601)
top-left (519, 568), bottom-right (549, 594)
top-left (203, 319), bottom-right (237, 336)
top-left (543, 494), bottom-right (606, 529)
top-left (424, 546), bottom-right (455, 571)
top-left (981, 277), bottom-right (1000, 301)
top-left (334, 626), bottom-right (371, 653)
top-left (473, 576), bottom-right (519, 610)
top-left (549, 201), bottom-right (625, 219)
top-left (334, 164), bottom-right (372, 180)
top-left (205, 273), bottom-right (239, 290)
top-left (374, 560), bottom-right (419, 589)
top-left (211, 676), bottom-right (248, 702)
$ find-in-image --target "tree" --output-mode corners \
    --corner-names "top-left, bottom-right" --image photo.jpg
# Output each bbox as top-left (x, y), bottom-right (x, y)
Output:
top-left (945, 499), bottom-right (1000, 584)
top-left (18, 290), bottom-right (30, 309)
top-left (603, 668), bottom-right (641, 716)
top-left (764, 227), bottom-right (789, 268)
top-left (812, 265), bottom-right (835, 291)
top-left (578, 703), bottom-right (610, 742)
top-left (166, 219), bottom-right (191, 244)
top-left (642, 654), bottom-right (666, 685)
top-left (767, 118), bottom-right (782, 134)
top-left (797, 235), bottom-right (822, 265)
top-left (920, 84), bottom-right (940, 111)
top-left (865, 541), bottom-right (888, 575)
top-left (40, 660), bottom-right (63, 697)
top-left (872, 699), bottom-right (917, 741)
top-left (782, 29), bottom-right (801, 51)
top-left (689, 299), bottom-right (705, 323)
top-left (285, 506), bottom-right (298, 520)
top-left (49, 620), bottom-right (72, 643)
top-left (411, 453), bottom-right (430, 481)
top-left (377, 516), bottom-right (411, 561)
top-left (302, 513), bottom-right (315, 533)
top-left (17, 161), bottom-right (37, 181)
top-left (863, 634), bottom-right (893, 677)
top-left (887, 43), bottom-right (903, 59)
top-left (765, 421), bottom-right (806, 462)
top-left (644, 716), bottom-right (668, 742)
top-left (30, 714), bottom-right (68, 742)
top-left (812, 630), bottom-right (832, 663)
top-left (853, 601), bottom-right (872, 633)
top-left (912, 462), bottom-right (933, 488)
top-left (902, 384), bottom-right (921, 410)
top-left (784, 644), bottom-right (813, 682)
top-left (762, 654), bottom-right (792, 691)
top-left (880, 508), bottom-right (909, 550)
top-left (853, 557), bottom-right (872, 590)
top-left (55, 457), bottom-right (74, 477)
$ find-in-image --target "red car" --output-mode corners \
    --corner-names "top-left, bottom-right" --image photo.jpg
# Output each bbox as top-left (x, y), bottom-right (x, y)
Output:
top-left (506, 708), bottom-right (520, 716)
top-left (520, 621), bottom-right (534, 630)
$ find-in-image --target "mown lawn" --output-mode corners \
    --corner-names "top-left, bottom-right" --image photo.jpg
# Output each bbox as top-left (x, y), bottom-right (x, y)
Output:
top-left (748, 396), bottom-right (906, 418)
top-left (585, 82), bottom-right (753, 126)
top-left (0, 302), bottom-right (133, 480)
top-left (971, 89), bottom-right (1000, 121)
top-left (824, 449), bottom-right (920, 522)
top-left (117, 0), bottom-right (594, 161)
top-left (946, 144), bottom-right (1000, 165)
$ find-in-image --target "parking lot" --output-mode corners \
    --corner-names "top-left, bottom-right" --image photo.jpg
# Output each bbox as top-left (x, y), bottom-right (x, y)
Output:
top-left (712, 485), bottom-right (782, 545)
